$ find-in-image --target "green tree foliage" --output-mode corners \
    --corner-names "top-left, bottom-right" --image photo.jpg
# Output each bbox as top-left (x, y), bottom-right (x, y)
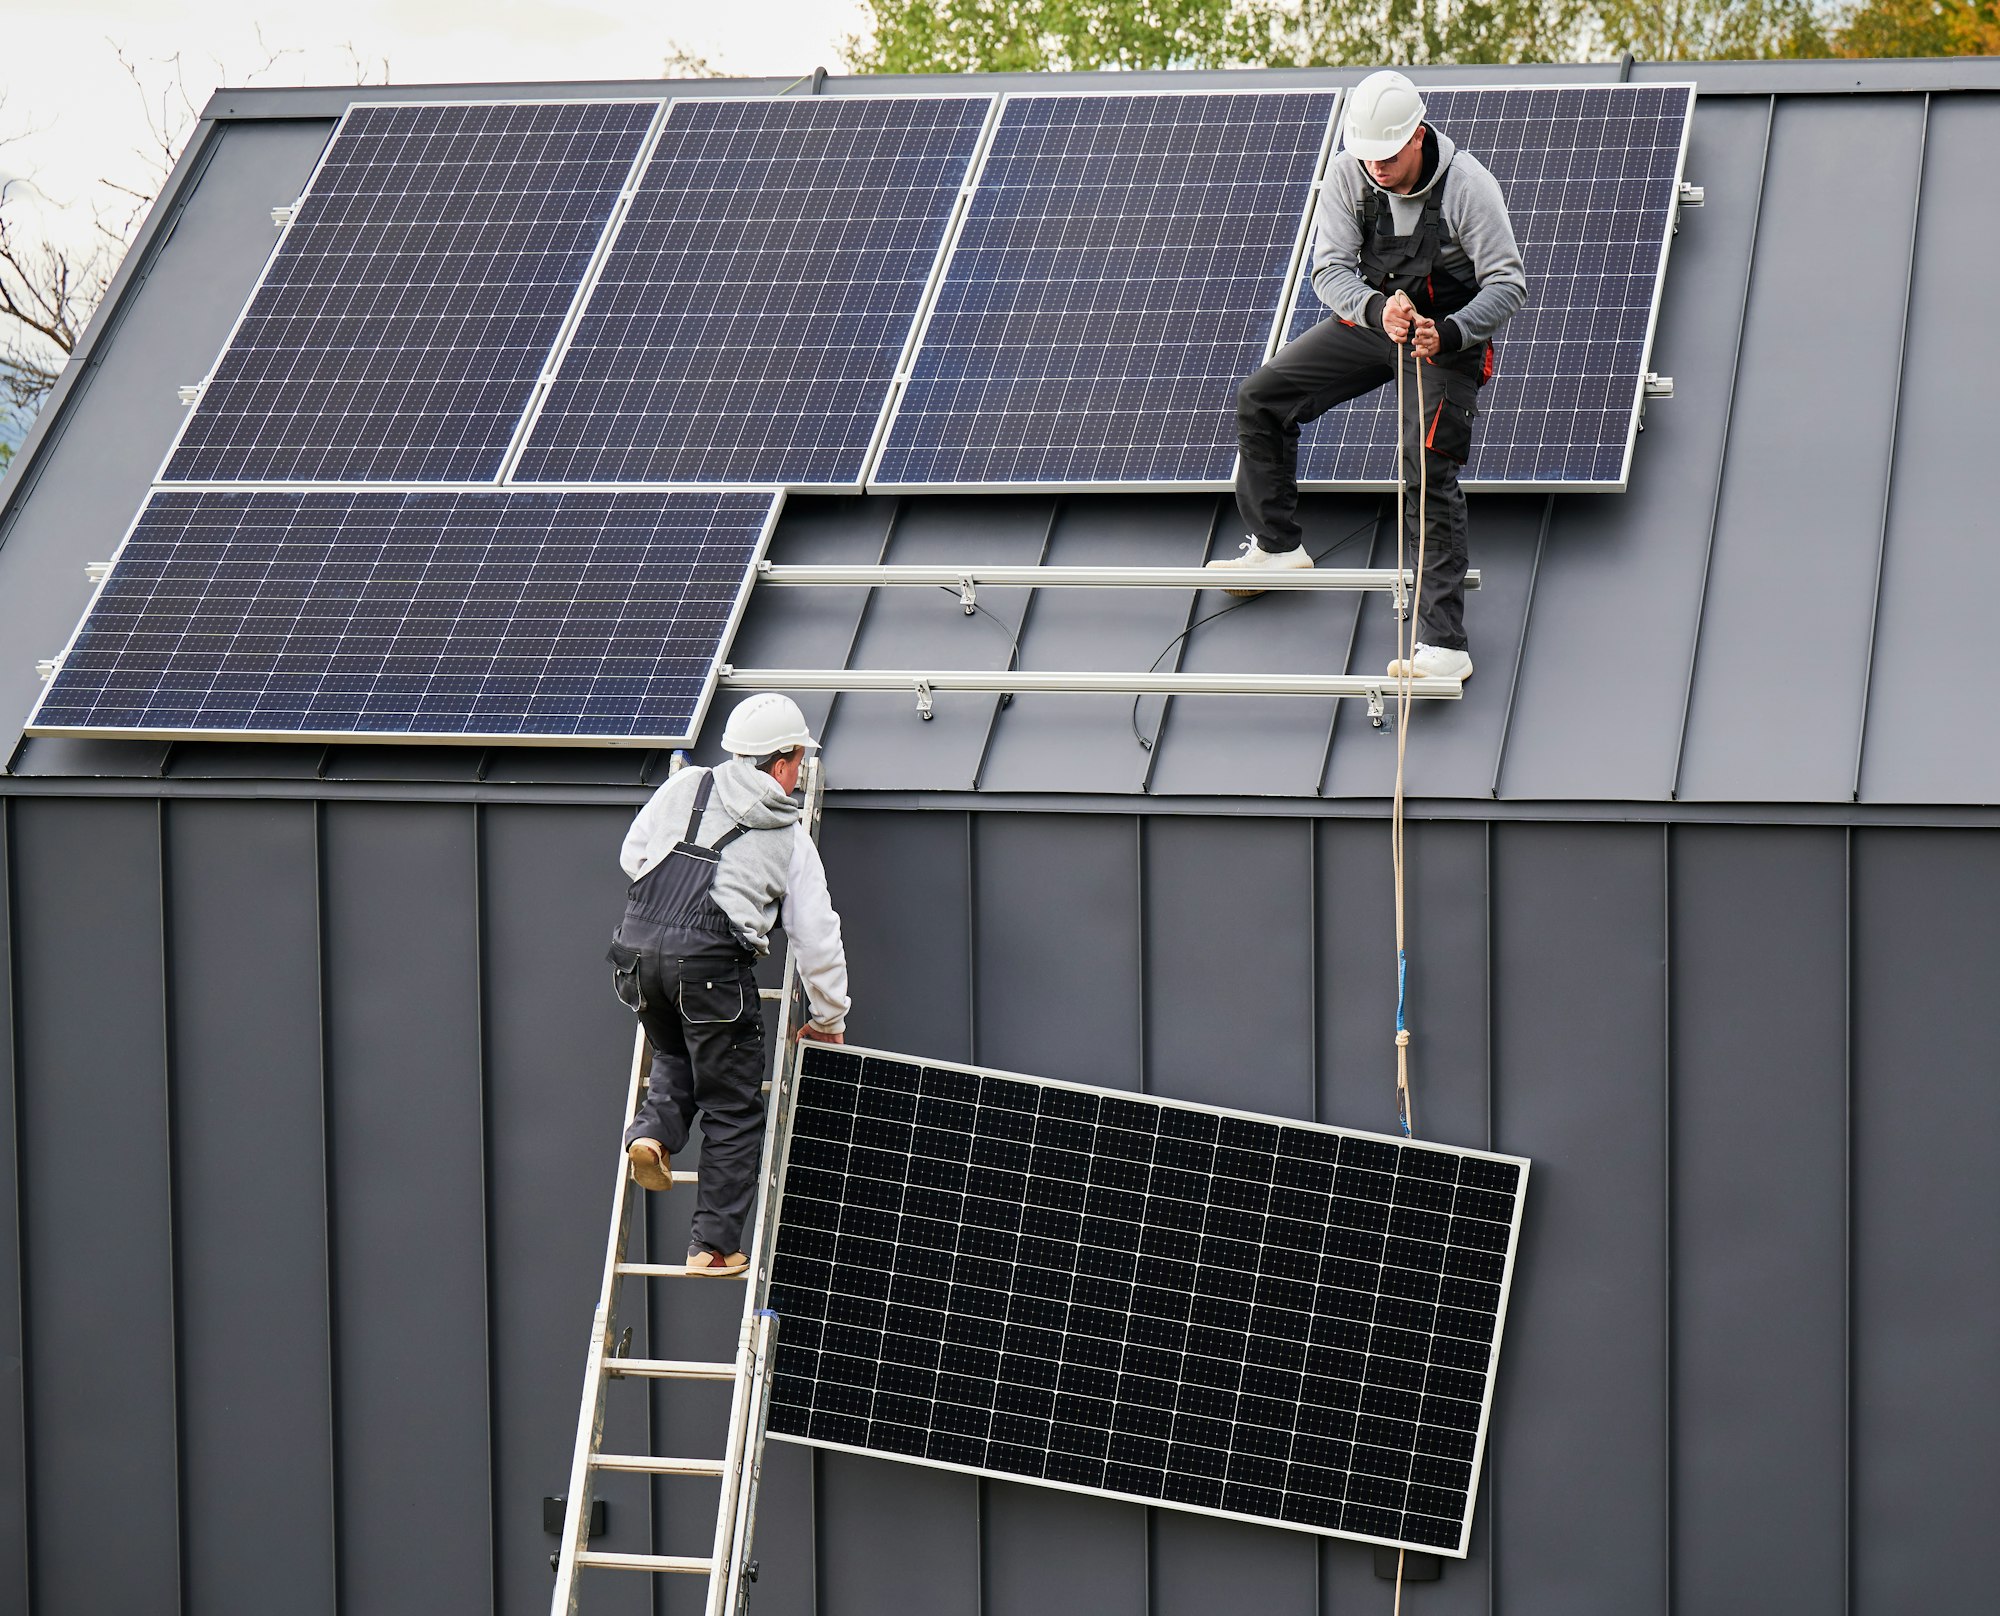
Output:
top-left (0, 437), bottom-right (14, 478)
top-left (1273, 0), bottom-right (1595, 65)
top-left (1833, 0), bottom-right (2000, 53)
top-left (848, 0), bottom-right (1273, 72)
top-left (1593, 0), bottom-right (1835, 59)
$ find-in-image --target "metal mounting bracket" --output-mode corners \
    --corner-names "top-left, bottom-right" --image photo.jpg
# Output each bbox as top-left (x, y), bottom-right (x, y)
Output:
top-left (957, 576), bottom-right (977, 615)
top-left (177, 383), bottom-right (204, 406)
top-left (271, 203), bottom-right (300, 228)
top-left (85, 562), bottom-right (113, 584)
top-left (914, 679), bottom-right (935, 720)
top-left (1368, 685), bottom-right (1387, 729)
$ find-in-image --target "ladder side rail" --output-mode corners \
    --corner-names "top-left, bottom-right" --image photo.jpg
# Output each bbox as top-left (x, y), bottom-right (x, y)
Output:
top-left (721, 1311), bottom-right (781, 1616)
top-left (704, 753), bottom-right (824, 1616)
top-left (552, 1029), bottom-right (653, 1614)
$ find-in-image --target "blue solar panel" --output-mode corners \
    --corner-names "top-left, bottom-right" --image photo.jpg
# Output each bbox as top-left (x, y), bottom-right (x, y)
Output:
top-left (870, 90), bottom-right (1337, 490)
top-left (1287, 84), bottom-right (1693, 490)
top-left (515, 95), bottom-right (992, 488)
top-left (28, 488), bottom-right (778, 743)
top-left (160, 101), bottom-right (658, 484)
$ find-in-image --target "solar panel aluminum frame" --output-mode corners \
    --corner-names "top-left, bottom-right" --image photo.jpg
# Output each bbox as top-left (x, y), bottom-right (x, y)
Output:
top-left (510, 90), bottom-right (1005, 495)
top-left (862, 86), bottom-right (1343, 496)
top-left (22, 483), bottom-right (785, 748)
top-left (150, 95), bottom-right (670, 491)
top-left (1278, 81), bottom-right (1698, 495)
top-left (758, 1042), bottom-right (1530, 1558)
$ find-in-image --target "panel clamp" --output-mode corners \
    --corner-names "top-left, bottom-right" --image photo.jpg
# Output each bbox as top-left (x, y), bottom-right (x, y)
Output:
top-left (914, 678), bottom-right (935, 721)
top-left (271, 203), bottom-right (300, 228)
top-left (1367, 684), bottom-right (1387, 729)
top-left (178, 383), bottom-right (205, 407)
top-left (85, 562), bottom-right (113, 584)
top-left (35, 657), bottom-right (61, 683)
top-left (957, 576), bottom-right (977, 615)
top-left (1643, 372), bottom-right (1675, 398)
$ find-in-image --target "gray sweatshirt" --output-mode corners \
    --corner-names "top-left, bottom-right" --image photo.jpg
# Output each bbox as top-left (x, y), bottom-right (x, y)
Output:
top-left (1310, 128), bottom-right (1528, 352)
top-left (620, 759), bottom-right (850, 1033)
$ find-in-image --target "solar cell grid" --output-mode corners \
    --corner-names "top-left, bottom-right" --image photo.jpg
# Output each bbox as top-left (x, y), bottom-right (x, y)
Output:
top-left (515, 94), bottom-right (993, 487)
top-left (1287, 83), bottom-right (1694, 489)
top-left (28, 487), bottom-right (778, 743)
top-left (869, 89), bottom-right (1338, 490)
top-left (161, 100), bottom-right (658, 484)
top-left (765, 1045), bottom-right (1528, 1556)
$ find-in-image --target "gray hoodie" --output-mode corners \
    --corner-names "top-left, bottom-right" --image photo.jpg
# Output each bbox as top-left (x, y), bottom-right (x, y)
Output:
top-left (620, 759), bottom-right (849, 1032)
top-left (1310, 127), bottom-right (1528, 352)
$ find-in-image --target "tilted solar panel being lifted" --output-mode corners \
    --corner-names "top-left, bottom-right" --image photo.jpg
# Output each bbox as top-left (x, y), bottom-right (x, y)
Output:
top-left (27, 487), bottom-right (779, 745)
top-left (1284, 83), bottom-right (1695, 491)
top-left (515, 94), bottom-right (994, 489)
top-left (869, 89), bottom-right (1339, 492)
top-left (765, 1045), bottom-right (1528, 1558)
top-left (160, 100), bottom-right (659, 485)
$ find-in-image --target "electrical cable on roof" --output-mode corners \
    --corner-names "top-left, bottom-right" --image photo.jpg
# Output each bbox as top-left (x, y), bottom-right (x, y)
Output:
top-left (1125, 511), bottom-right (1381, 751)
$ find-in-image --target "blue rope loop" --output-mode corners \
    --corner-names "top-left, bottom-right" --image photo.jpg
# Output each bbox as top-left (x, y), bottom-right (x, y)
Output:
top-left (1396, 948), bottom-right (1408, 1034)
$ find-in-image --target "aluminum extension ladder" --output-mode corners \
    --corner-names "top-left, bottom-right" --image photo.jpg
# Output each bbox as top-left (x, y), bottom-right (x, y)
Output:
top-left (550, 755), bottom-right (823, 1616)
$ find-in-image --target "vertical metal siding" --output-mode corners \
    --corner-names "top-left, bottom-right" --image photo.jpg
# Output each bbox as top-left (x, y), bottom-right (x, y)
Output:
top-left (1675, 97), bottom-right (1927, 802)
top-left (1667, 827), bottom-right (1847, 1612)
top-left (1856, 95), bottom-right (2000, 805)
top-left (164, 801), bottom-right (337, 1614)
top-left (1500, 95), bottom-right (1774, 803)
top-left (319, 804), bottom-right (491, 1613)
top-left (0, 804), bottom-right (27, 1615)
top-left (1849, 830), bottom-right (2000, 1612)
top-left (10, 799), bottom-right (181, 1612)
top-left (1489, 823), bottom-right (1667, 1616)
top-left (476, 806), bottom-right (650, 1614)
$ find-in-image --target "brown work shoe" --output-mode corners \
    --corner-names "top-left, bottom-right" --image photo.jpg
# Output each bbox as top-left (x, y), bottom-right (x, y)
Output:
top-left (685, 1246), bottom-right (749, 1277)
top-left (627, 1138), bottom-right (671, 1192)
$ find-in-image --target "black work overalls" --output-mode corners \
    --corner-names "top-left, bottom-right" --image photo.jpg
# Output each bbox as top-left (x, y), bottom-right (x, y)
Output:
top-left (1234, 148), bottom-right (1490, 651)
top-left (608, 768), bottom-right (767, 1255)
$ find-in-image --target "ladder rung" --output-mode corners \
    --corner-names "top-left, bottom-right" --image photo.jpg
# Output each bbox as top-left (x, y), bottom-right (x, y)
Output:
top-left (615, 1262), bottom-right (749, 1279)
top-left (575, 1550), bottom-right (714, 1575)
top-left (759, 987), bottom-right (784, 1000)
top-left (605, 1356), bottom-right (737, 1380)
top-left (668, 1170), bottom-right (698, 1185)
top-left (592, 1452), bottom-right (726, 1476)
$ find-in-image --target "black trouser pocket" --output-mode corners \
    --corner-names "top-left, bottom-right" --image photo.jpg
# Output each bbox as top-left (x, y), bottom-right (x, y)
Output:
top-left (1419, 365), bottom-right (1479, 465)
top-left (606, 939), bottom-right (646, 1012)
top-left (677, 964), bottom-right (748, 1025)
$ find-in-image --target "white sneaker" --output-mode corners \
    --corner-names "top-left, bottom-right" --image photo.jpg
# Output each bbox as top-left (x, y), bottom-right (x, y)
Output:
top-left (1386, 642), bottom-right (1473, 681)
top-left (1205, 536), bottom-right (1313, 597)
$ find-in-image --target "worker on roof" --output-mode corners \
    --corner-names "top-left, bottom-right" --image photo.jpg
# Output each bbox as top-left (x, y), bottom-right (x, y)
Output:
top-left (1210, 70), bottom-right (1527, 683)
top-left (607, 693), bottom-right (850, 1276)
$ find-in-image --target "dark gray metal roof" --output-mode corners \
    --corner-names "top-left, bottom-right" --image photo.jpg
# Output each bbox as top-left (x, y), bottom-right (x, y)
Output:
top-left (4, 59), bottom-right (1997, 807)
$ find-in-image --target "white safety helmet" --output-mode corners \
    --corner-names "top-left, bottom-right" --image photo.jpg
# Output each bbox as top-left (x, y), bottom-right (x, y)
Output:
top-left (720, 692), bottom-right (820, 757)
top-left (1342, 70), bottom-right (1426, 163)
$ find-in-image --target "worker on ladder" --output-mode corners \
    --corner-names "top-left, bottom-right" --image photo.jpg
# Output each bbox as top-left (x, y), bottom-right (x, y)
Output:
top-left (607, 693), bottom-right (850, 1275)
top-left (1211, 70), bottom-right (1527, 683)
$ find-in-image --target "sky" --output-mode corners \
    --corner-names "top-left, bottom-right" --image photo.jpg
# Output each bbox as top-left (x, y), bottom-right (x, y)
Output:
top-left (2, 0), bottom-right (873, 254)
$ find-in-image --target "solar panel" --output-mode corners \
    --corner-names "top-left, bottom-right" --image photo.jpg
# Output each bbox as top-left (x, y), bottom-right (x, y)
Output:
top-left (764, 1045), bottom-right (1528, 1557)
top-left (868, 90), bottom-right (1338, 492)
top-left (160, 100), bottom-right (659, 485)
top-left (1286, 83), bottom-right (1694, 491)
top-left (515, 95), bottom-right (994, 489)
top-left (27, 487), bottom-right (779, 744)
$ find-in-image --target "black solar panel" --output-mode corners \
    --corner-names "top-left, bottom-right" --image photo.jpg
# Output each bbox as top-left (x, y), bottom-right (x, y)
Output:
top-left (160, 101), bottom-right (658, 484)
top-left (514, 95), bottom-right (992, 488)
top-left (28, 488), bottom-right (778, 743)
top-left (765, 1045), bottom-right (1527, 1557)
top-left (869, 90), bottom-right (1337, 491)
top-left (1287, 84), bottom-right (1693, 490)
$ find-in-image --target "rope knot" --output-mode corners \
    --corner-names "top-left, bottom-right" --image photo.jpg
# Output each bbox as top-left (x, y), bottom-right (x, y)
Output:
top-left (1395, 1030), bottom-right (1410, 1048)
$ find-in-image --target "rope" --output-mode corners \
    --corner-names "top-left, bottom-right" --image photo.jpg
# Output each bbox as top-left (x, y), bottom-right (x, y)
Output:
top-left (1393, 1548), bottom-right (1406, 1615)
top-left (1389, 318), bottom-right (1427, 1141)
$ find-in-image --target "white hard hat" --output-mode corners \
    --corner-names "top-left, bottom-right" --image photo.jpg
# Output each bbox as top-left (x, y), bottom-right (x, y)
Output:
top-left (720, 692), bottom-right (819, 756)
top-left (1343, 71), bottom-right (1426, 163)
